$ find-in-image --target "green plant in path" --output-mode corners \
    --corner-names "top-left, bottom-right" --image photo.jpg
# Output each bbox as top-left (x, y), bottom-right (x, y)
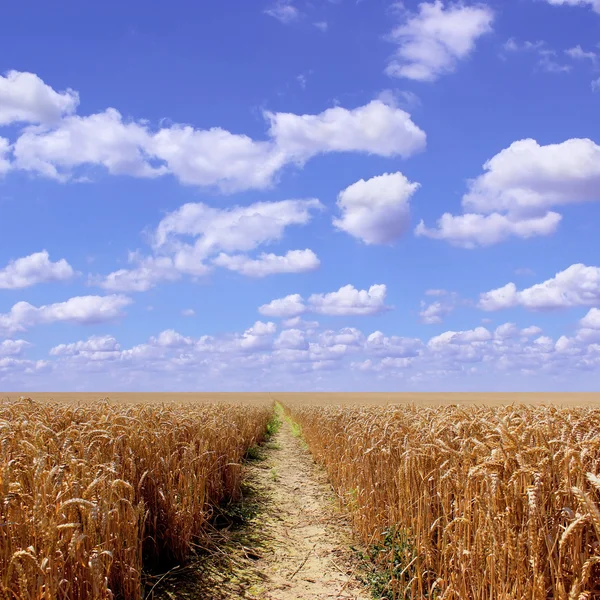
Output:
top-left (244, 444), bottom-right (264, 461)
top-left (356, 528), bottom-right (422, 600)
top-left (276, 402), bottom-right (303, 437)
top-left (266, 411), bottom-right (282, 439)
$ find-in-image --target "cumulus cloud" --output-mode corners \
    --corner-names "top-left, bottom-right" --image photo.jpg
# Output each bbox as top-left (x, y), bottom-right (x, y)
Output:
top-left (428, 326), bottom-right (492, 348)
top-left (11, 313), bottom-right (600, 390)
top-left (95, 253), bottom-right (183, 293)
top-left (259, 294), bottom-right (307, 318)
top-left (96, 199), bottom-right (322, 291)
top-left (419, 300), bottom-right (453, 324)
top-left (366, 331), bottom-right (423, 357)
top-left (0, 339), bottom-right (32, 357)
top-left (50, 335), bottom-right (121, 357)
top-left (6, 71), bottom-right (425, 192)
top-left (259, 284), bottom-right (391, 318)
top-left (416, 138), bottom-right (600, 246)
top-left (213, 249), bottom-right (320, 277)
top-left (154, 198), bottom-right (322, 250)
top-left (0, 70), bottom-right (79, 126)
top-left (580, 308), bottom-right (600, 329)
top-left (266, 100), bottom-right (426, 161)
top-left (0, 295), bottom-right (132, 335)
top-left (0, 251), bottom-right (75, 289)
top-left (416, 211), bottom-right (562, 248)
top-left (385, 1), bottom-right (494, 82)
top-left (309, 284), bottom-right (391, 316)
top-left (333, 172), bottom-right (419, 244)
top-left (478, 264), bottom-right (600, 311)
top-left (14, 109), bottom-right (166, 180)
top-left (275, 328), bottom-right (308, 350)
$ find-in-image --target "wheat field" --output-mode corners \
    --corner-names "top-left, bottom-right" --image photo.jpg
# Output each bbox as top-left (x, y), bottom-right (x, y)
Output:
top-left (0, 397), bottom-right (271, 600)
top-left (3, 393), bottom-right (600, 599)
top-left (288, 403), bottom-right (600, 599)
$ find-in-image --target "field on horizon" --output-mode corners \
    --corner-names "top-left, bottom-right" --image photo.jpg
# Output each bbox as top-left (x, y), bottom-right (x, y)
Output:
top-left (3, 391), bottom-right (600, 406)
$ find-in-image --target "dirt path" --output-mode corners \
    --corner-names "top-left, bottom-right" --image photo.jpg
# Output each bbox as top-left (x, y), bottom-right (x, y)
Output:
top-left (239, 418), bottom-right (369, 600)
top-left (153, 416), bottom-right (370, 600)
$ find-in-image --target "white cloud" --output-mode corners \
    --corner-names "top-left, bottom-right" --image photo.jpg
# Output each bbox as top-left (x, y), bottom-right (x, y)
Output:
top-left (15, 312), bottom-right (600, 390)
top-left (0, 339), bottom-right (31, 357)
top-left (319, 328), bottom-right (364, 348)
top-left (264, 1), bottom-right (300, 23)
top-left (428, 326), bottom-right (491, 348)
top-left (593, 77), bottom-right (600, 92)
top-left (0, 70), bottom-right (79, 126)
top-left (415, 211), bottom-right (562, 248)
top-left (308, 284), bottom-right (390, 316)
top-left (259, 284), bottom-right (391, 318)
top-left (275, 329), bottom-right (308, 350)
top-left (266, 100), bottom-right (426, 161)
top-left (521, 325), bottom-right (543, 337)
top-left (544, 0), bottom-right (600, 13)
top-left (233, 321), bottom-right (277, 352)
top-left (154, 198), bottom-right (322, 251)
top-left (417, 137), bottom-right (600, 246)
top-left (95, 253), bottom-right (182, 292)
top-left (0, 295), bottom-right (132, 335)
top-left (0, 251), bottom-right (75, 289)
top-left (479, 264), bottom-right (600, 311)
top-left (503, 40), bottom-right (571, 73)
top-left (281, 316), bottom-right (319, 330)
top-left (366, 331), bottom-right (423, 357)
top-left (50, 335), bottom-right (121, 356)
top-left (462, 139), bottom-right (600, 215)
top-left (181, 308), bottom-right (195, 317)
top-left (152, 329), bottom-right (194, 348)
top-left (314, 21), bottom-right (328, 31)
top-left (419, 300), bottom-right (453, 324)
top-left (9, 75), bottom-right (425, 192)
top-left (96, 199), bottom-right (322, 291)
top-left (493, 322), bottom-right (519, 339)
top-left (259, 294), bottom-right (306, 318)
top-left (14, 109), bottom-right (166, 180)
top-left (385, 1), bottom-right (494, 82)
top-left (333, 172), bottom-right (419, 244)
top-left (146, 125), bottom-right (282, 191)
top-left (213, 249), bottom-right (320, 277)
top-left (565, 45), bottom-right (597, 61)
top-left (580, 308), bottom-right (600, 329)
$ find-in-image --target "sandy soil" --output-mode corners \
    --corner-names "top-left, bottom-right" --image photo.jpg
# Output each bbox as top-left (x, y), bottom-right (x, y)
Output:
top-left (4, 391), bottom-right (600, 406)
top-left (238, 418), bottom-right (369, 600)
top-left (153, 416), bottom-right (369, 600)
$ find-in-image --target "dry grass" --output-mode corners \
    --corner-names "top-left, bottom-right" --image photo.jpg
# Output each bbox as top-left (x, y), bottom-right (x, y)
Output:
top-left (0, 397), bottom-right (271, 600)
top-left (288, 403), bottom-right (600, 599)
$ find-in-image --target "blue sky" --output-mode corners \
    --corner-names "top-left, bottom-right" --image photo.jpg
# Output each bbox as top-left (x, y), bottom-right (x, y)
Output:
top-left (1, 0), bottom-right (600, 391)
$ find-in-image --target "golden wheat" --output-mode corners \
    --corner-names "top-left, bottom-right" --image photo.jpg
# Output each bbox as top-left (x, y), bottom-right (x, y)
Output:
top-left (287, 403), bottom-right (600, 599)
top-left (0, 397), bottom-right (271, 600)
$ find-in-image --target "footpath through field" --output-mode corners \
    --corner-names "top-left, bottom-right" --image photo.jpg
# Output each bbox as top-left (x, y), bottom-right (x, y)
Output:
top-left (236, 416), bottom-right (369, 599)
top-left (153, 414), bottom-right (369, 599)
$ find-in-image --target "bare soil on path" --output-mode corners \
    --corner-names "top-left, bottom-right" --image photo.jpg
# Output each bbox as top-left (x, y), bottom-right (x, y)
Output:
top-left (154, 417), bottom-right (370, 600)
